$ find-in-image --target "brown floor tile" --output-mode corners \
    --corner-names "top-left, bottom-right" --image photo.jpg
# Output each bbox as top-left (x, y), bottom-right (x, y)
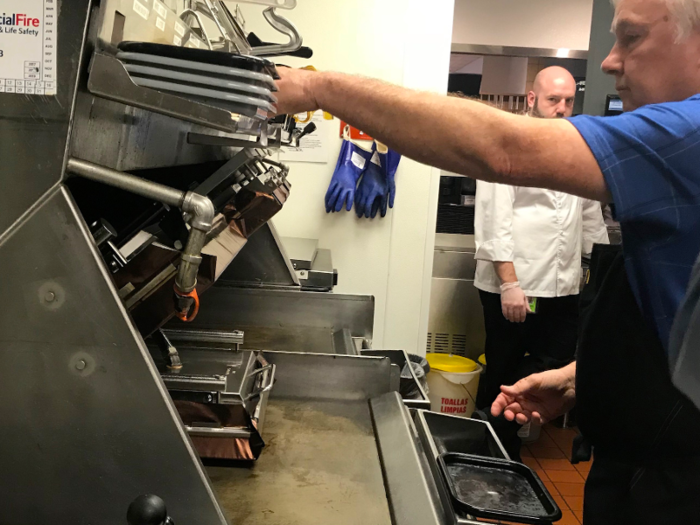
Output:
top-left (575, 461), bottom-right (592, 474)
top-left (534, 468), bottom-right (549, 482)
top-left (546, 470), bottom-right (585, 483)
top-left (563, 495), bottom-right (584, 511)
top-left (557, 509), bottom-right (581, 525)
top-left (521, 447), bottom-right (533, 458)
top-left (539, 458), bottom-right (576, 471)
top-left (555, 482), bottom-right (585, 497)
top-left (522, 456), bottom-right (541, 470)
top-left (544, 480), bottom-right (559, 495)
top-left (532, 431), bottom-right (557, 448)
top-left (530, 446), bottom-right (566, 459)
top-left (574, 510), bottom-right (585, 522)
top-left (544, 426), bottom-right (578, 439)
top-left (552, 491), bottom-right (568, 510)
top-left (553, 435), bottom-right (576, 454)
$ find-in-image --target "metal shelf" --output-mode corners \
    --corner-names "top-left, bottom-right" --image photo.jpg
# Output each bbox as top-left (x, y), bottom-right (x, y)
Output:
top-left (87, 51), bottom-right (266, 135)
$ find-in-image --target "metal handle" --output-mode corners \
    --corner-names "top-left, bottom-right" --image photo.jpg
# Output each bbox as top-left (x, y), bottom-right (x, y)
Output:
top-left (190, 0), bottom-right (251, 54)
top-left (179, 8), bottom-right (214, 50)
top-left (217, 1), bottom-right (253, 53)
top-left (248, 7), bottom-right (302, 57)
top-left (185, 426), bottom-right (253, 438)
top-left (244, 363), bottom-right (276, 401)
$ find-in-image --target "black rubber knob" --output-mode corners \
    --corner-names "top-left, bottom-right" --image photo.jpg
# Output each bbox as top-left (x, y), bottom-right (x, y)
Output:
top-left (127, 494), bottom-right (168, 525)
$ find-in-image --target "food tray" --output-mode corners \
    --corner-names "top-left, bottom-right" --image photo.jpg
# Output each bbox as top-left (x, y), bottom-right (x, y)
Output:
top-left (438, 452), bottom-right (561, 524)
top-left (118, 41), bottom-right (279, 78)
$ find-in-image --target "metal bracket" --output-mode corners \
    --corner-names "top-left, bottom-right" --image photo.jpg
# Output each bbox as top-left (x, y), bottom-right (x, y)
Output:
top-left (243, 364), bottom-right (276, 401)
top-left (187, 125), bottom-right (283, 150)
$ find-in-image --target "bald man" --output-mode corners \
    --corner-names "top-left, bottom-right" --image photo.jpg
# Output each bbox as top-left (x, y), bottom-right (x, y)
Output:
top-left (473, 67), bottom-right (608, 460)
top-left (528, 65), bottom-right (577, 118)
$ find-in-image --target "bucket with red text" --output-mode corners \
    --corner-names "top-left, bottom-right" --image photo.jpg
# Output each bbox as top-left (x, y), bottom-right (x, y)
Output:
top-left (425, 353), bottom-right (482, 418)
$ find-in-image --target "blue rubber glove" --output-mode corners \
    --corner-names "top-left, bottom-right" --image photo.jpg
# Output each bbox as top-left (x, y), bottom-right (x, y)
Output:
top-left (385, 149), bottom-right (402, 209)
top-left (376, 143), bottom-right (402, 216)
top-left (325, 138), bottom-right (372, 213)
top-left (354, 148), bottom-right (389, 219)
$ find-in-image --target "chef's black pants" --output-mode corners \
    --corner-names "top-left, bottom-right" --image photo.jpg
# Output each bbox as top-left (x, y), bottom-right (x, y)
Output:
top-left (476, 290), bottom-right (579, 459)
top-left (476, 290), bottom-right (580, 408)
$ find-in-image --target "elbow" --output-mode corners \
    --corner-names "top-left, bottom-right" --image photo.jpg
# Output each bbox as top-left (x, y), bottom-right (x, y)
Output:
top-left (480, 149), bottom-right (514, 185)
top-left (478, 126), bottom-right (519, 183)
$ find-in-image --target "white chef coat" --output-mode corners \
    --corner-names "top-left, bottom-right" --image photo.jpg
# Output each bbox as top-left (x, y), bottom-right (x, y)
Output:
top-left (474, 181), bottom-right (609, 298)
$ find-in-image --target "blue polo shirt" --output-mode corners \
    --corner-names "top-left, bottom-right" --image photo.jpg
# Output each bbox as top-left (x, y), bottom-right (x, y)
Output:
top-left (569, 95), bottom-right (700, 351)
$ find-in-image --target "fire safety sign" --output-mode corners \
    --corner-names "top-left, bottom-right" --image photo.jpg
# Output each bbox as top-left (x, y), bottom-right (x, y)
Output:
top-left (0, 0), bottom-right (57, 95)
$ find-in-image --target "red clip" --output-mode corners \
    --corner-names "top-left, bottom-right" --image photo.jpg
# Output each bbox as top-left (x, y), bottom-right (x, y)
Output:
top-left (174, 286), bottom-right (200, 322)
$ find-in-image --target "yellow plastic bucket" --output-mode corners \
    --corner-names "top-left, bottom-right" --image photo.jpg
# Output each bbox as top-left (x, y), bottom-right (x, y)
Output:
top-left (426, 354), bottom-right (482, 418)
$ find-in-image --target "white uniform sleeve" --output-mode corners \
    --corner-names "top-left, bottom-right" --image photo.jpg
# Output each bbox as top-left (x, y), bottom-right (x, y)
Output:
top-left (581, 199), bottom-right (609, 254)
top-left (474, 181), bottom-right (516, 262)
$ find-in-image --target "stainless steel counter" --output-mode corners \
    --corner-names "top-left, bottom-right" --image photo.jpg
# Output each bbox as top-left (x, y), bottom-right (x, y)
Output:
top-left (201, 352), bottom-right (449, 525)
top-left (208, 399), bottom-right (392, 525)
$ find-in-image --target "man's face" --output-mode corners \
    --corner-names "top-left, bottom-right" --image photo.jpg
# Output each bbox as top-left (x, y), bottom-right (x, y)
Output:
top-left (602, 0), bottom-right (700, 110)
top-left (528, 75), bottom-right (576, 119)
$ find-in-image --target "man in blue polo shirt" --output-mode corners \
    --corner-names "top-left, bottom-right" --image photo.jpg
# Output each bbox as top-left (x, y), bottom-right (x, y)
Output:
top-left (274, 0), bottom-right (700, 522)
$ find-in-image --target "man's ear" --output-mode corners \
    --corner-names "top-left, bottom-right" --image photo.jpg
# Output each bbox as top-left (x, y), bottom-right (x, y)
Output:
top-left (527, 91), bottom-right (536, 108)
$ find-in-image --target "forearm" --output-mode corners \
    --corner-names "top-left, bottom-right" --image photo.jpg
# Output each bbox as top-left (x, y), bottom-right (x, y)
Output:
top-left (308, 72), bottom-right (610, 201)
top-left (494, 261), bottom-right (518, 284)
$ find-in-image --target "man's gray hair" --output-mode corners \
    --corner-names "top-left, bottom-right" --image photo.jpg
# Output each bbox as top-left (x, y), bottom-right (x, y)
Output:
top-left (612, 0), bottom-right (700, 42)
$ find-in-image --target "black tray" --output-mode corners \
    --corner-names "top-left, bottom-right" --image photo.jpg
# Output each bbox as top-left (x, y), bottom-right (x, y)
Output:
top-left (438, 452), bottom-right (561, 524)
top-left (118, 41), bottom-right (279, 78)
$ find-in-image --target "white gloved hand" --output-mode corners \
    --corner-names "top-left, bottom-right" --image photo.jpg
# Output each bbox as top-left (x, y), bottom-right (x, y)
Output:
top-left (500, 281), bottom-right (530, 323)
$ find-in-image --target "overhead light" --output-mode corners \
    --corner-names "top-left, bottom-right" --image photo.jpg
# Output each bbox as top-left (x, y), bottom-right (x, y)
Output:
top-left (556, 48), bottom-right (570, 58)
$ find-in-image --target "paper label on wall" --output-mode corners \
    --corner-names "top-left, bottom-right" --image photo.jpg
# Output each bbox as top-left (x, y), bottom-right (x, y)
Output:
top-left (174, 21), bottom-right (186, 37)
top-left (133, 0), bottom-right (150, 20)
top-left (0, 0), bottom-right (57, 96)
top-left (279, 112), bottom-right (332, 164)
top-left (153, 0), bottom-right (168, 20)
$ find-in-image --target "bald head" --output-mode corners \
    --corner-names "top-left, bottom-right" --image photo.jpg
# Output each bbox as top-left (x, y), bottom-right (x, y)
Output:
top-left (528, 66), bottom-right (577, 118)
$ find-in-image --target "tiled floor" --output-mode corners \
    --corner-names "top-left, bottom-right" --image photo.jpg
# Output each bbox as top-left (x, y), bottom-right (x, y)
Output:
top-left (465, 423), bottom-right (591, 525)
top-left (519, 423), bottom-right (590, 525)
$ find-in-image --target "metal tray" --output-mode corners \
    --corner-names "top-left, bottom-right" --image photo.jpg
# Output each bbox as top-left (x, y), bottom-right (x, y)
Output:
top-left (361, 349), bottom-right (430, 409)
top-left (118, 41), bottom-right (279, 77)
top-left (149, 346), bottom-right (274, 461)
top-left (414, 410), bottom-right (510, 525)
top-left (117, 51), bottom-right (277, 89)
top-left (128, 76), bottom-right (274, 118)
top-left (438, 453), bottom-right (561, 524)
top-left (418, 410), bottom-right (508, 459)
top-left (123, 63), bottom-right (278, 101)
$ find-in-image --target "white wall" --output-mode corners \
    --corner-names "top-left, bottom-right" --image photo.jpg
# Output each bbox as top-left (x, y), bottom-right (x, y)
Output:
top-left (232, 0), bottom-right (454, 354)
top-left (452, 0), bottom-right (594, 50)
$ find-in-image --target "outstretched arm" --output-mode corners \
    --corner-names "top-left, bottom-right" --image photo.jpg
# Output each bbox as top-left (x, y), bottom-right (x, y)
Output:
top-left (275, 68), bottom-right (610, 202)
top-left (491, 362), bottom-right (577, 425)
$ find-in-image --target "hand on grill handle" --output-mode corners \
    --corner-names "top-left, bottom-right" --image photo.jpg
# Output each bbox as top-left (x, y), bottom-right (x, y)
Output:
top-left (127, 494), bottom-right (174, 525)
